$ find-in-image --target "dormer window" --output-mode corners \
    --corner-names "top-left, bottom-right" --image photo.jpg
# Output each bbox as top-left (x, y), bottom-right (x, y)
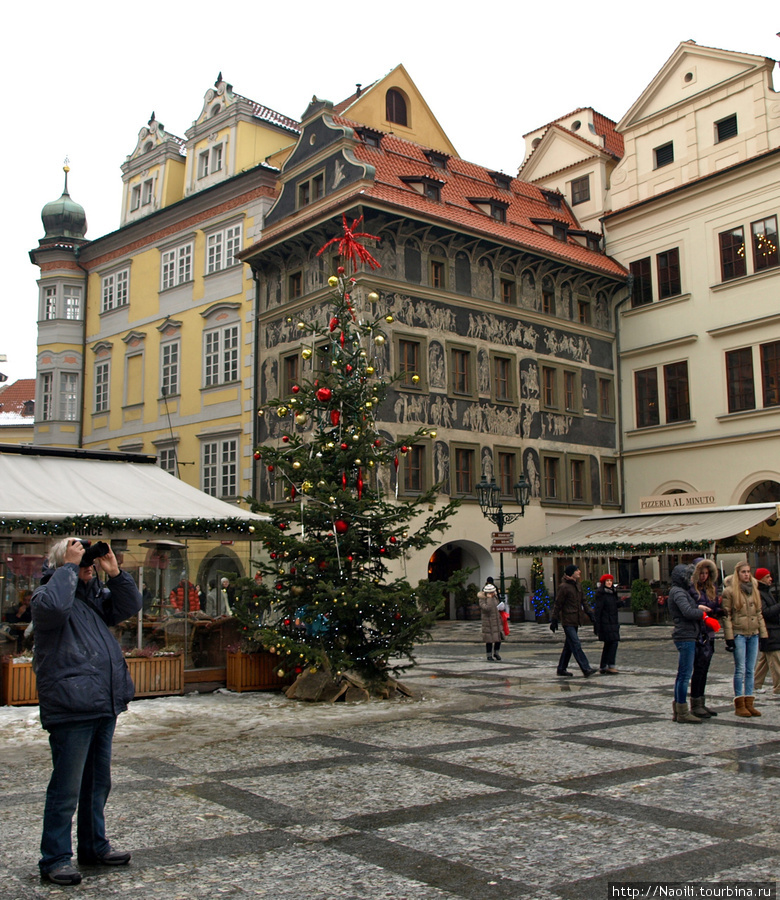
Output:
top-left (540, 190), bottom-right (562, 210)
top-left (424, 150), bottom-right (448, 170)
top-left (400, 176), bottom-right (444, 202)
top-left (489, 172), bottom-right (512, 191)
top-left (467, 197), bottom-right (509, 222)
top-left (297, 171), bottom-right (325, 208)
top-left (356, 126), bottom-right (382, 148)
top-left (553, 224), bottom-right (568, 242)
top-left (386, 89), bottom-right (408, 126)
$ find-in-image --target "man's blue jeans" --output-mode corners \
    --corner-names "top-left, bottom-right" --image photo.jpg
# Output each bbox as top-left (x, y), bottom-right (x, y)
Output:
top-left (39, 717), bottom-right (116, 874)
top-left (674, 640), bottom-right (695, 703)
top-left (733, 633), bottom-right (759, 697)
top-left (558, 625), bottom-right (592, 674)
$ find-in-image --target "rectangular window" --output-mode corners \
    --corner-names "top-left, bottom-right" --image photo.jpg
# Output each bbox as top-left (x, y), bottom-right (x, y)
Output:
top-left (142, 179), bottom-right (153, 205)
top-left (204, 325), bottom-right (239, 387)
top-left (570, 458), bottom-right (585, 502)
top-left (126, 354), bottom-right (143, 406)
top-left (211, 144), bottom-right (223, 173)
top-left (101, 269), bottom-right (129, 312)
top-left (161, 342), bottom-right (180, 396)
top-left (664, 361), bottom-right (690, 423)
top-left (654, 141), bottom-right (674, 168)
top-left (542, 366), bottom-right (557, 409)
top-left (542, 289), bottom-right (555, 315)
top-left (598, 377), bottom-right (613, 419)
top-left (159, 448), bottom-right (177, 475)
top-left (571, 174), bottom-right (590, 205)
top-left (161, 243), bottom-right (192, 290)
top-left (398, 339), bottom-right (421, 388)
top-left (497, 451), bottom-right (516, 497)
top-left (312, 173), bottom-right (324, 201)
top-left (543, 455), bottom-right (560, 500)
top-left (715, 114), bottom-right (738, 143)
top-left (761, 340), bottom-right (780, 408)
top-left (635, 368), bottom-right (659, 428)
top-left (59, 373), bottom-right (78, 421)
top-left (95, 362), bottom-right (110, 413)
top-left (719, 226), bottom-right (746, 281)
top-left (629, 257), bottom-right (652, 307)
top-left (202, 438), bottom-right (238, 498)
top-left (64, 286), bottom-right (81, 320)
top-left (288, 271), bottom-right (303, 299)
top-left (657, 248), bottom-right (681, 299)
top-left (198, 150), bottom-right (210, 179)
top-left (602, 461), bottom-right (618, 505)
top-left (40, 373), bottom-right (53, 421)
top-left (430, 260), bottom-right (445, 289)
top-left (564, 370), bottom-right (577, 411)
top-left (454, 447), bottom-right (475, 495)
top-left (206, 223), bottom-right (242, 274)
top-left (404, 445), bottom-right (425, 493)
top-left (752, 216), bottom-right (779, 272)
top-left (130, 185), bottom-right (141, 211)
top-left (44, 286), bottom-right (57, 320)
top-left (577, 300), bottom-right (591, 325)
top-left (283, 353), bottom-right (299, 396)
top-left (297, 172), bottom-right (325, 207)
top-left (726, 348), bottom-right (755, 413)
top-left (500, 279), bottom-right (516, 305)
top-left (451, 348), bottom-right (471, 395)
top-left (493, 356), bottom-right (511, 402)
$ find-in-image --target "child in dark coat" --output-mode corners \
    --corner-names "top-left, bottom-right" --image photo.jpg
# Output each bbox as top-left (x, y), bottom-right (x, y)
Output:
top-left (592, 574), bottom-right (625, 674)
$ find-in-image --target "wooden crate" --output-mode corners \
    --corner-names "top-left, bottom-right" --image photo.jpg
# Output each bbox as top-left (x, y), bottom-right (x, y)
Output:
top-left (126, 655), bottom-right (184, 697)
top-left (226, 651), bottom-right (292, 692)
top-left (1, 658), bottom-right (38, 706)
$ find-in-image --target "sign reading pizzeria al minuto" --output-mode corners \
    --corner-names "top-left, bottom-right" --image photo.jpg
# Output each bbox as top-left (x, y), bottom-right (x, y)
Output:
top-left (638, 493), bottom-right (716, 511)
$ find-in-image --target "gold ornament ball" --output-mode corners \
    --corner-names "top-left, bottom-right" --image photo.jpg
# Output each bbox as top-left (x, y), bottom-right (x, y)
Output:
top-left (302, 480), bottom-right (313, 492)
top-left (366, 366), bottom-right (375, 375)
top-left (308, 556), bottom-right (316, 563)
top-left (277, 407), bottom-right (288, 417)
top-left (328, 276), bottom-right (339, 287)
top-left (326, 442), bottom-right (335, 450)
top-left (374, 335), bottom-right (385, 345)
top-left (429, 430), bottom-right (437, 439)
top-left (297, 321), bottom-right (306, 329)
top-left (368, 460), bottom-right (375, 467)
top-left (292, 460), bottom-right (301, 469)
top-left (295, 413), bottom-right (307, 425)
top-left (292, 585), bottom-right (304, 596)
top-left (302, 348), bottom-right (312, 360)
top-left (412, 374), bottom-right (420, 384)
top-left (317, 480), bottom-right (326, 487)
top-left (368, 291), bottom-right (379, 303)
top-left (354, 459), bottom-right (362, 465)
top-left (359, 350), bottom-right (367, 358)
top-left (385, 315), bottom-right (394, 323)
top-left (365, 401), bottom-right (373, 409)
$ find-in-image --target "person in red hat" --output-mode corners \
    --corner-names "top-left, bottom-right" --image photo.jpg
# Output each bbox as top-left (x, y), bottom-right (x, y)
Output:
top-left (753, 568), bottom-right (780, 696)
top-left (591, 574), bottom-right (626, 674)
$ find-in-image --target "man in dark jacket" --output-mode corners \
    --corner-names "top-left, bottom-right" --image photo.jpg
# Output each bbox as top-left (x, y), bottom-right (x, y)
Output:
top-left (754, 568), bottom-right (780, 696)
top-left (550, 564), bottom-right (598, 677)
top-left (32, 538), bottom-right (142, 885)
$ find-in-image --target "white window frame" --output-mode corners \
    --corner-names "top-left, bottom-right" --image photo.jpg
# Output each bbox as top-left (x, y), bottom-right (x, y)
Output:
top-left (40, 373), bottom-right (53, 421)
top-left (142, 179), bottom-right (154, 206)
top-left (159, 447), bottom-right (177, 475)
top-left (206, 223), bottom-right (242, 274)
top-left (161, 242), bottom-right (193, 290)
top-left (64, 285), bottom-right (81, 320)
top-left (44, 286), bottom-right (57, 320)
top-left (202, 438), bottom-right (238, 498)
top-left (60, 372), bottom-right (79, 421)
top-left (161, 341), bottom-right (180, 397)
top-left (204, 324), bottom-right (239, 387)
top-left (198, 150), bottom-right (210, 179)
top-left (101, 269), bottom-right (129, 313)
top-left (130, 184), bottom-right (141, 211)
top-left (95, 362), bottom-right (110, 413)
top-left (211, 143), bottom-right (223, 173)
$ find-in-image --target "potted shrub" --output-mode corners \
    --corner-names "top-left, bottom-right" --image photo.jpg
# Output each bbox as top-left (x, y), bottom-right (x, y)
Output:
top-left (507, 577), bottom-right (526, 622)
top-left (630, 579), bottom-right (654, 626)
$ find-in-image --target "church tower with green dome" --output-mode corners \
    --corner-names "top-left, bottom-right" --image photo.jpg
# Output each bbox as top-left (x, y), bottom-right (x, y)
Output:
top-left (29, 165), bottom-right (89, 447)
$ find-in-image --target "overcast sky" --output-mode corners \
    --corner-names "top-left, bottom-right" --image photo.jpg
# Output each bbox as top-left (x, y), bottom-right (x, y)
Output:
top-left (1, 1), bottom-right (776, 384)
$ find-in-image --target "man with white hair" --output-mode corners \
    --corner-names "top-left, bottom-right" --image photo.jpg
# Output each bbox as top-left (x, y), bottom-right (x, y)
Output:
top-left (31, 538), bottom-right (141, 885)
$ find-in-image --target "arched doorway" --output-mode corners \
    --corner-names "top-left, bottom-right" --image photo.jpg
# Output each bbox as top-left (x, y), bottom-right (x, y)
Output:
top-left (428, 540), bottom-right (494, 619)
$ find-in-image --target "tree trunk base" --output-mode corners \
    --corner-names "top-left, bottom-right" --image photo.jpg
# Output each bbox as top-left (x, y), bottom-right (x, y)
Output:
top-left (284, 667), bottom-right (417, 702)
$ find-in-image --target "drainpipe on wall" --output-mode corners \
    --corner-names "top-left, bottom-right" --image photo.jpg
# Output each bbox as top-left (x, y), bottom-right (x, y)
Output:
top-left (74, 244), bottom-right (89, 449)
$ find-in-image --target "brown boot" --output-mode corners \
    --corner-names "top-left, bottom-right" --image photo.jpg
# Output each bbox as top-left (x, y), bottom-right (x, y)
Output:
top-left (674, 701), bottom-right (702, 724)
top-left (672, 699), bottom-right (677, 722)
top-left (734, 696), bottom-right (752, 717)
top-left (690, 697), bottom-right (712, 719)
top-left (744, 696), bottom-right (761, 717)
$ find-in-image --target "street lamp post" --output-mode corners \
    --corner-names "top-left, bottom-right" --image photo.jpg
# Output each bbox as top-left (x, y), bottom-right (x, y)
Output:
top-left (476, 474), bottom-right (531, 600)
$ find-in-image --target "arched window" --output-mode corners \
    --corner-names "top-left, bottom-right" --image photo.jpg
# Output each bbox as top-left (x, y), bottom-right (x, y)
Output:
top-left (386, 89), bottom-right (408, 127)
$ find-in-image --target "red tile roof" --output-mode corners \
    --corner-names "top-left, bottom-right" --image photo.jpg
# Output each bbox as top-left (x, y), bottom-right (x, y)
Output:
top-left (0, 379), bottom-right (36, 416)
top-left (523, 108), bottom-right (624, 160)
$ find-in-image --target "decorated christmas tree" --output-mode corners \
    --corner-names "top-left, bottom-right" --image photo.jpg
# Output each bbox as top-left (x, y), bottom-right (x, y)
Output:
top-left (246, 217), bottom-right (459, 694)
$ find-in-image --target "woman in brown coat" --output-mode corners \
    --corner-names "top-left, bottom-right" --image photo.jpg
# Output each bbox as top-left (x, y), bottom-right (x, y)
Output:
top-left (721, 561), bottom-right (768, 717)
top-left (478, 582), bottom-right (503, 662)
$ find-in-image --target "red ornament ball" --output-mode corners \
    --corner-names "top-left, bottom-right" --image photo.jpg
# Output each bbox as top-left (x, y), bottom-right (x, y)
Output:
top-left (275, 583), bottom-right (283, 590)
top-left (316, 387), bottom-right (332, 402)
top-left (291, 385), bottom-right (300, 394)
top-left (267, 464), bottom-right (274, 472)
top-left (319, 561), bottom-right (328, 570)
top-left (346, 365), bottom-right (353, 374)
top-left (278, 522), bottom-right (287, 530)
top-left (337, 266), bottom-right (345, 274)
top-left (253, 451), bottom-right (261, 460)
top-left (334, 520), bottom-right (349, 534)
top-left (401, 446), bottom-right (409, 454)
top-left (341, 442), bottom-right (348, 450)
top-left (389, 536), bottom-right (397, 544)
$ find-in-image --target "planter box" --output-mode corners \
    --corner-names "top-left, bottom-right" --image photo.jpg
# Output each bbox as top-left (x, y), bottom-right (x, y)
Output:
top-left (126, 655), bottom-right (184, 697)
top-left (1, 658), bottom-right (37, 706)
top-left (226, 651), bottom-right (293, 692)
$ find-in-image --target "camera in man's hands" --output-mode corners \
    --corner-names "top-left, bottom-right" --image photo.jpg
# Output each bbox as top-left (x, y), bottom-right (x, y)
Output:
top-left (78, 540), bottom-right (111, 568)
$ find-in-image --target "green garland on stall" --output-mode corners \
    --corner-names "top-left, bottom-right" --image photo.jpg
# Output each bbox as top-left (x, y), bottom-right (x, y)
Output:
top-left (0, 515), bottom-right (258, 537)
top-left (514, 539), bottom-right (712, 556)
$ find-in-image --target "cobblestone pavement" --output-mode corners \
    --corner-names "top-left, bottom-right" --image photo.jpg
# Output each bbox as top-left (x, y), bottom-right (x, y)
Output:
top-left (2, 625), bottom-right (779, 899)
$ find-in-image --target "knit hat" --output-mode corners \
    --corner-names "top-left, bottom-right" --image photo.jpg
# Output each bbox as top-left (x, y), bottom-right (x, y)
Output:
top-left (483, 583), bottom-right (497, 593)
top-left (564, 564), bottom-right (580, 577)
top-left (599, 573), bottom-right (615, 583)
top-left (755, 567), bottom-right (771, 581)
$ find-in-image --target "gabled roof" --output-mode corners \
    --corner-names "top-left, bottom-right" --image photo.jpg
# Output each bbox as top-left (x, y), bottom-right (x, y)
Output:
top-left (234, 91), bottom-right (301, 135)
top-left (523, 108), bottom-right (624, 159)
top-left (0, 379), bottom-right (35, 417)
top-left (245, 119), bottom-right (626, 279)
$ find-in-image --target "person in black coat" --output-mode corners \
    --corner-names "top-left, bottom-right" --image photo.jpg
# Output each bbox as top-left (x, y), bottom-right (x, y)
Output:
top-left (592, 574), bottom-right (625, 674)
top-left (754, 568), bottom-right (780, 696)
top-left (32, 538), bottom-right (141, 885)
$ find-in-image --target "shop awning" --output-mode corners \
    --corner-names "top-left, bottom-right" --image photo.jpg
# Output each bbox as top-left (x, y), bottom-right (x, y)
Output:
top-left (0, 444), bottom-right (269, 539)
top-left (515, 503), bottom-right (780, 556)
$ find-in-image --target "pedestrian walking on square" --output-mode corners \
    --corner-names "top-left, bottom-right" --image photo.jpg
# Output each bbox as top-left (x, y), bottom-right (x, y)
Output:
top-left (689, 558), bottom-right (722, 718)
top-left (478, 582), bottom-right (503, 661)
top-left (753, 568), bottom-right (780, 696)
top-left (667, 563), bottom-right (711, 723)
top-left (592, 574), bottom-right (625, 674)
top-left (722, 561), bottom-right (768, 717)
top-left (550, 565), bottom-right (598, 678)
top-left (31, 538), bottom-right (141, 885)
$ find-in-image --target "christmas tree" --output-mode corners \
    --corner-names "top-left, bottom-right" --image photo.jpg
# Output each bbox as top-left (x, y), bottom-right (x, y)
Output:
top-left (246, 217), bottom-right (459, 693)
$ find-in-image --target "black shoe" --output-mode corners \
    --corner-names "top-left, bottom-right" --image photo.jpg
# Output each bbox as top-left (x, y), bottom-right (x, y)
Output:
top-left (78, 849), bottom-right (132, 866)
top-left (583, 668), bottom-right (599, 678)
top-left (493, 653), bottom-right (502, 661)
top-left (556, 670), bottom-right (574, 677)
top-left (486, 656), bottom-right (495, 663)
top-left (44, 865), bottom-right (82, 885)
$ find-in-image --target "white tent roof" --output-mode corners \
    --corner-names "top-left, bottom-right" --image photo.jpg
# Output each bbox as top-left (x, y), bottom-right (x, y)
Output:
top-left (0, 447), bottom-right (268, 538)
top-left (516, 503), bottom-right (780, 556)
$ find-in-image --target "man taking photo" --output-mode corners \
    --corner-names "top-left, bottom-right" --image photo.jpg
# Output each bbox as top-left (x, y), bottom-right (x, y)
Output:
top-left (31, 537), bottom-right (141, 885)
